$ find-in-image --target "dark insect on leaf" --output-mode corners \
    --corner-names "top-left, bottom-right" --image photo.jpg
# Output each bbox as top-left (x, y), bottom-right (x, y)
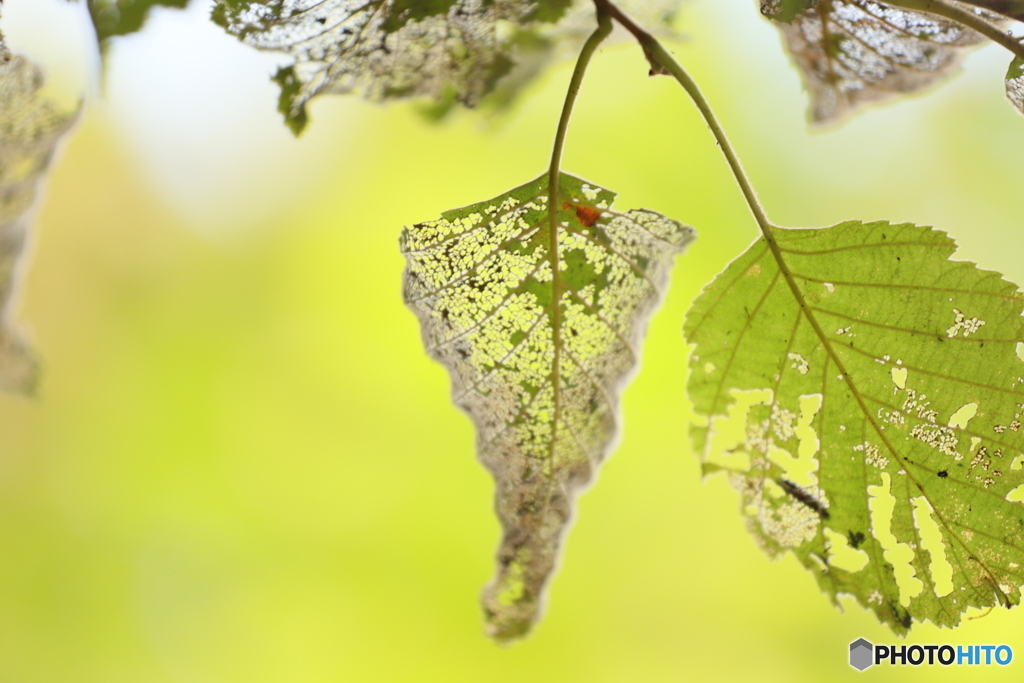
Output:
top-left (780, 478), bottom-right (830, 519)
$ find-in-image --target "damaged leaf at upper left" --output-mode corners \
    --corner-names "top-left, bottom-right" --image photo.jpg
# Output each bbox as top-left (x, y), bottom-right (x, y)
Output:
top-left (0, 37), bottom-right (79, 393)
top-left (211, 0), bottom-right (684, 134)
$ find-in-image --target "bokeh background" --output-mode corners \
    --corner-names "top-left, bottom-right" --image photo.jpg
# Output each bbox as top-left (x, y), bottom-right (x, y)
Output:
top-left (2, 0), bottom-right (1024, 680)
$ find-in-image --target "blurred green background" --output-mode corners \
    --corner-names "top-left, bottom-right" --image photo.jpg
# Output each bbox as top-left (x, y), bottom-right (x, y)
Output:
top-left (2, 0), bottom-right (1024, 680)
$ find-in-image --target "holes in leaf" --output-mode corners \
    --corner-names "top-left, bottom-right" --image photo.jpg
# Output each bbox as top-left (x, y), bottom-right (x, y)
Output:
top-left (912, 497), bottom-right (954, 597)
top-left (868, 473), bottom-right (923, 607)
top-left (824, 527), bottom-right (869, 573)
top-left (947, 402), bottom-right (979, 430)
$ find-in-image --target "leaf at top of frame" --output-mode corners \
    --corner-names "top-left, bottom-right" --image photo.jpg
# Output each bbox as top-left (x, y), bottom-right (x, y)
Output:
top-left (210, 0), bottom-right (684, 135)
top-left (769, 0), bottom-right (989, 125)
top-left (685, 219), bottom-right (1024, 633)
top-left (402, 172), bottom-right (693, 641)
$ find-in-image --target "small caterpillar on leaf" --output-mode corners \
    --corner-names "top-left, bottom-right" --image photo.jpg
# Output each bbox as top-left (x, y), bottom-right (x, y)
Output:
top-left (779, 478), bottom-right (830, 519)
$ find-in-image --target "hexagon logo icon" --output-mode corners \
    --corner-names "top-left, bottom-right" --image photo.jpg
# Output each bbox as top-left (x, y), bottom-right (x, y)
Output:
top-left (850, 638), bottom-right (874, 671)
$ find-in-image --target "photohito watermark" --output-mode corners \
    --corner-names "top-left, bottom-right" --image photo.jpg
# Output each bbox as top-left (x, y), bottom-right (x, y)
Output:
top-left (849, 638), bottom-right (1013, 671)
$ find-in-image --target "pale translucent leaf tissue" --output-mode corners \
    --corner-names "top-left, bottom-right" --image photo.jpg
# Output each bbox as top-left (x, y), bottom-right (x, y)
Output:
top-left (402, 172), bottom-right (693, 641)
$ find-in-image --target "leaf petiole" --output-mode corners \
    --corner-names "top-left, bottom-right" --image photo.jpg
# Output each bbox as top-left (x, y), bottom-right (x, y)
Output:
top-left (886, 0), bottom-right (1024, 63)
top-left (546, 11), bottom-right (612, 479)
top-left (547, 12), bottom-right (612, 185)
top-left (595, 0), bottom-right (774, 240)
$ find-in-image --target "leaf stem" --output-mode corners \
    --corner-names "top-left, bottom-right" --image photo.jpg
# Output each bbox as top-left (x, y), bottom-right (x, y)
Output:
top-left (956, 0), bottom-right (1024, 22)
top-left (887, 0), bottom-right (1024, 63)
top-left (546, 9), bottom-right (611, 471)
top-left (548, 12), bottom-right (612, 190)
top-left (595, 0), bottom-right (774, 240)
top-left (598, 4), bottom-right (863, 390)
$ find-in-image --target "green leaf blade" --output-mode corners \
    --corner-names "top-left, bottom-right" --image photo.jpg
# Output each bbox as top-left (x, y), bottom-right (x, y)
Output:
top-left (686, 220), bottom-right (1024, 633)
top-left (403, 172), bottom-right (694, 641)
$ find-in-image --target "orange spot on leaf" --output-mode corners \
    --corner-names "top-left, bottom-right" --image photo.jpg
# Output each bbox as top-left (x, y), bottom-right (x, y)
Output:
top-left (562, 201), bottom-right (601, 228)
top-left (576, 206), bottom-right (601, 227)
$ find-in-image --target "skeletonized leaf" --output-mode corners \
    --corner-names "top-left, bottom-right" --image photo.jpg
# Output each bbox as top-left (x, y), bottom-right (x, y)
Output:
top-left (1007, 57), bottom-right (1024, 114)
top-left (402, 173), bottom-right (693, 641)
top-left (211, 0), bottom-right (683, 134)
top-left (772, 0), bottom-right (988, 124)
top-left (0, 38), bottom-right (79, 393)
top-left (686, 220), bottom-right (1024, 633)
top-left (212, 0), bottom-right (531, 134)
top-left (87, 0), bottom-right (189, 46)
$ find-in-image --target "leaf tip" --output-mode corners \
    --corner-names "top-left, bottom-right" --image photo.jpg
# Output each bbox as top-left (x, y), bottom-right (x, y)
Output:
top-left (481, 553), bottom-right (541, 644)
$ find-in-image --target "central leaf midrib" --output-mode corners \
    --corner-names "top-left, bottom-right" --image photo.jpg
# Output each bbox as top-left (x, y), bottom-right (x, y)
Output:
top-left (763, 225), bottom-right (1012, 608)
top-left (547, 179), bottom-right (564, 486)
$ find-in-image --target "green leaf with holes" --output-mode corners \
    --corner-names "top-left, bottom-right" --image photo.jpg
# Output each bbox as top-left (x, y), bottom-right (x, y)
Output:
top-left (685, 220), bottom-right (1024, 634)
top-left (402, 172), bottom-right (694, 641)
top-left (211, 0), bottom-right (683, 134)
